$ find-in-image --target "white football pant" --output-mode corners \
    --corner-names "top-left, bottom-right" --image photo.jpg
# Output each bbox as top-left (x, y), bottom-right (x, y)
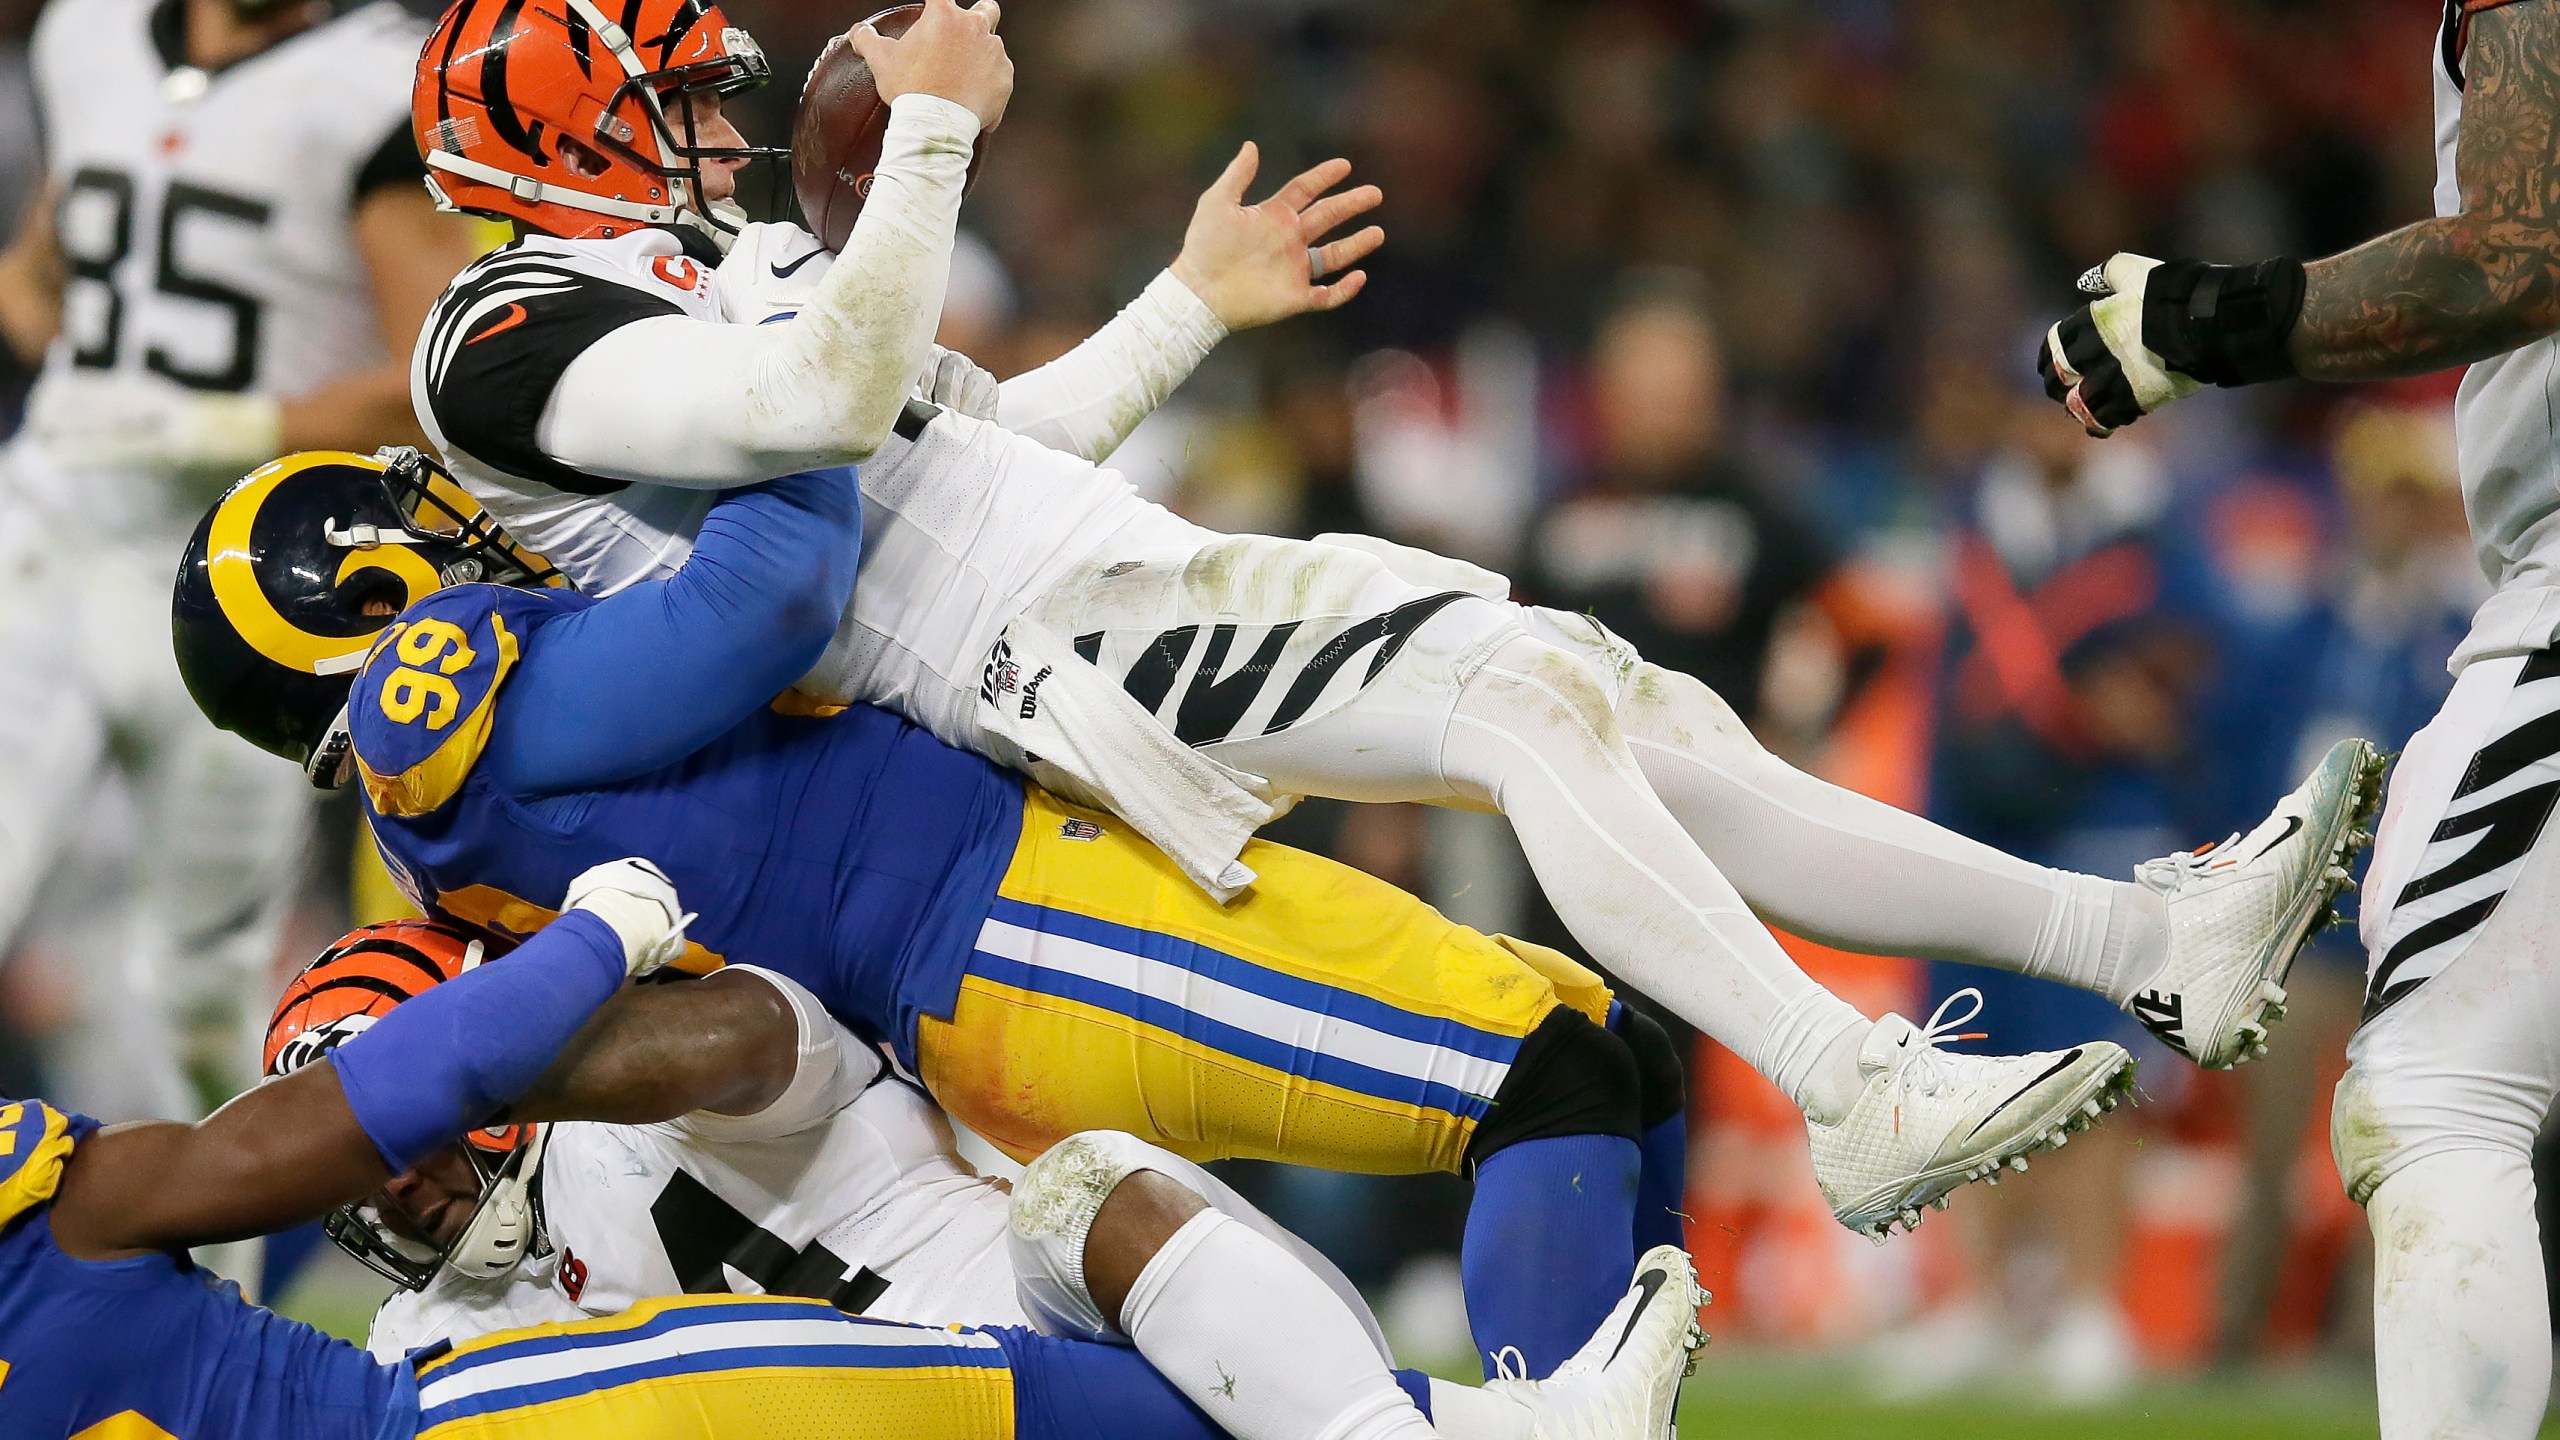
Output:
top-left (0, 497), bottom-right (313, 1119)
top-left (2335, 648), bottom-right (2560, 1440)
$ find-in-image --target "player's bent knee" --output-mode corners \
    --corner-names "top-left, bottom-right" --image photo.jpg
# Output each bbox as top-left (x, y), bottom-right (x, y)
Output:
top-left (1468, 1007), bottom-right (1642, 1165)
top-left (1613, 1005), bottom-right (1687, 1130)
top-left (1612, 661), bottom-right (1765, 762)
top-left (2331, 1056), bottom-right (2545, 1207)
top-left (1009, 1130), bottom-right (1194, 1340)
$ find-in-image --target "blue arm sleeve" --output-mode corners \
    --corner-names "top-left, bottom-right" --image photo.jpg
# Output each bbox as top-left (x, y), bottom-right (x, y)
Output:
top-left (327, 910), bottom-right (626, 1173)
top-left (489, 467), bottom-right (864, 794)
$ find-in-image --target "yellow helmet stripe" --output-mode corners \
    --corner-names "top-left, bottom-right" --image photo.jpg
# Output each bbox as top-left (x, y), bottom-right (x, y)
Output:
top-left (208, 452), bottom-right (442, 676)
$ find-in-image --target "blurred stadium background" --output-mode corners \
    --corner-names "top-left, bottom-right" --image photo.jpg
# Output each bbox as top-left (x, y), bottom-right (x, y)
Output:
top-left (1, 0), bottom-right (2546, 1433)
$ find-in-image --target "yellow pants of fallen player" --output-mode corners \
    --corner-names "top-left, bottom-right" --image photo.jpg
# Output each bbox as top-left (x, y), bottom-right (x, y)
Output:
top-left (918, 790), bottom-right (1613, 1177)
top-left (411, 1296), bottom-right (1015, 1440)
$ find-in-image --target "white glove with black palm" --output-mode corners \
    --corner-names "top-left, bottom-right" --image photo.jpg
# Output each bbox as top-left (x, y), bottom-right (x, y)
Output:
top-left (2039, 253), bottom-right (2306, 436)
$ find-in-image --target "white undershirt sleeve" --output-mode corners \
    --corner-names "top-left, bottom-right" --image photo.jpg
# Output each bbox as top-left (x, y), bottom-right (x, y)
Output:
top-left (995, 270), bottom-right (1228, 462)
top-left (536, 94), bottom-right (982, 487)
top-left (672, 966), bottom-right (883, 1143)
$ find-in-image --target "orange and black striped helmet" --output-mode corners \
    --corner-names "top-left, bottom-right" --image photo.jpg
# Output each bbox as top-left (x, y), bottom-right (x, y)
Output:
top-left (414, 0), bottom-right (786, 246)
top-left (267, 919), bottom-right (551, 1290)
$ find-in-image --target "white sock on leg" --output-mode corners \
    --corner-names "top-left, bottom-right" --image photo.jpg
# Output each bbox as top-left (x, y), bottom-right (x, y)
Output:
top-left (1423, 1380), bottom-right (1532, 1440)
top-left (1123, 1210), bottom-right (1438, 1440)
top-left (1615, 660), bottom-right (2167, 1004)
top-left (1437, 639), bottom-right (1872, 1121)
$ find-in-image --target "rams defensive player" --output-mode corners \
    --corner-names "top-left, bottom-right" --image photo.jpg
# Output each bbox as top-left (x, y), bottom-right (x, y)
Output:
top-left (262, 919), bottom-right (1701, 1440)
top-left (175, 449), bottom-right (1692, 1380)
top-left (401, 0), bottom-right (2374, 1273)
top-left (0, 855), bottom-right (1705, 1440)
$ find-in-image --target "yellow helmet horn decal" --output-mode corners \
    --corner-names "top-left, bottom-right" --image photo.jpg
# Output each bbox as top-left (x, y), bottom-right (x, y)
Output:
top-left (208, 452), bottom-right (443, 676)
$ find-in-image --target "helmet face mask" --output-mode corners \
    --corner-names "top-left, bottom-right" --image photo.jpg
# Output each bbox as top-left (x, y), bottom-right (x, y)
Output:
top-left (329, 1126), bottom-right (550, 1292)
top-left (172, 448), bottom-right (559, 779)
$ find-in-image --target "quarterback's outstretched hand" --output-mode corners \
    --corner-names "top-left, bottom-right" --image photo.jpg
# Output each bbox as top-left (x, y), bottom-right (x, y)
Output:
top-left (2038, 252), bottom-right (2304, 437)
top-left (564, 858), bottom-right (696, 978)
top-left (1171, 143), bottom-right (1383, 333)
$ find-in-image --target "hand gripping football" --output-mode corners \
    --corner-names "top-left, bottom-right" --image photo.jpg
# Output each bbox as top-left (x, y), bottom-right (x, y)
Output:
top-left (792, 4), bottom-right (991, 252)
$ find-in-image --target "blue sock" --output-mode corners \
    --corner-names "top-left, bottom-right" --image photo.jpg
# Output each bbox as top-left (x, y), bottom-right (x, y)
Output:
top-left (1634, 1113), bottom-right (1689, 1254)
top-left (1395, 1369), bottom-right (1434, 1418)
top-left (988, 1326), bottom-right (1223, 1440)
top-left (1464, 1133), bottom-right (1640, 1378)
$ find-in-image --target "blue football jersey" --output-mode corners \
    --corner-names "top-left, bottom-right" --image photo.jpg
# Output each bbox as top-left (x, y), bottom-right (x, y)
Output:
top-left (350, 583), bottom-right (1024, 1063)
top-left (0, 1101), bottom-right (416, 1440)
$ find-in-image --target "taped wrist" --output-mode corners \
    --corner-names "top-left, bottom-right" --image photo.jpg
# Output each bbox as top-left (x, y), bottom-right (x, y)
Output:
top-left (327, 911), bottom-right (627, 1173)
top-left (2143, 257), bottom-right (2305, 387)
top-left (1467, 1007), bottom-right (1641, 1166)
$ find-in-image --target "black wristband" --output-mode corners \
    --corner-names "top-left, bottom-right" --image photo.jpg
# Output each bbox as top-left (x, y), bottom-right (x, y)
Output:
top-left (2143, 256), bottom-right (2306, 388)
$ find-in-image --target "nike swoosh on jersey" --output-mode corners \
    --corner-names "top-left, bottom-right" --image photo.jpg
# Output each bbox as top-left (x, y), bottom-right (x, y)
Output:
top-left (1606, 1265), bottom-right (1671, 1364)
top-left (468, 303), bottom-right (530, 344)
top-left (1963, 1048), bottom-right (2084, 1140)
top-left (771, 250), bottom-right (822, 279)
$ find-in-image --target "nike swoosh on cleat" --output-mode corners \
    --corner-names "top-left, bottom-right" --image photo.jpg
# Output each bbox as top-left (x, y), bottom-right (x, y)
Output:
top-left (2250, 815), bottom-right (2304, 863)
top-left (1607, 1267), bottom-right (1670, 1365)
top-left (467, 303), bottom-right (529, 344)
top-left (1962, 1048), bottom-right (2084, 1141)
top-left (771, 250), bottom-right (822, 279)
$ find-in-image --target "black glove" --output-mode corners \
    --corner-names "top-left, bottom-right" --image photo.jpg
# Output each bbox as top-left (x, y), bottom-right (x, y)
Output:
top-left (2038, 253), bottom-right (2305, 436)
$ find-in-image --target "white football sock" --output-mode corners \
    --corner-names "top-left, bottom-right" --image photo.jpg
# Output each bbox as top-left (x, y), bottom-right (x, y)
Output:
top-left (1123, 1210), bottom-right (1437, 1440)
top-left (2368, 1150), bottom-right (2551, 1440)
top-left (1424, 1380), bottom-right (1533, 1440)
top-left (1614, 660), bottom-right (2167, 1004)
top-left (1435, 639), bottom-right (1874, 1122)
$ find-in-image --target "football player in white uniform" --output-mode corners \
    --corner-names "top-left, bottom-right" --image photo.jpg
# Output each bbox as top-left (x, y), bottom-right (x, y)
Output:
top-left (2039, 3), bottom-right (2560, 1433)
top-left (264, 919), bottom-right (1706, 1440)
top-left (0, 0), bottom-right (484, 1118)
top-left (394, 0), bottom-right (2386, 1241)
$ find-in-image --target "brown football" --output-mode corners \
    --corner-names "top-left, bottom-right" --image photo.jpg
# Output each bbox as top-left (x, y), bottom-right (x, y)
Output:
top-left (792, 5), bottom-right (989, 252)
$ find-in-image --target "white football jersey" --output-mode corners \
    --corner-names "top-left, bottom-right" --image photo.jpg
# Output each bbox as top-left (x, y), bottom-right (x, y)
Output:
top-left (367, 966), bottom-right (1023, 1361)
top-left (412, 224), bottom-right (1170, 750)
top-left (2431, 1), bottom-right (2560, 670)
top-left (11, 0), bottom-right (424, 527)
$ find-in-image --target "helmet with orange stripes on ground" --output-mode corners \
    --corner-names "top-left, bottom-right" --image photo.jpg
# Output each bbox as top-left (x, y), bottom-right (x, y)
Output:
top-left (413, 0), bottom-right (787, 248)
top-left (265, 918), bottom-right (551, 1290)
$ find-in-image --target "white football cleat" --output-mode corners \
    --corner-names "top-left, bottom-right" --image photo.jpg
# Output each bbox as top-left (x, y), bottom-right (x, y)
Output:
top-left (1808, 991), bottom-right (2136, 1241)
top-left (2128, 737), bottom-right (2384, 1068)
top-left (1487, 1245), bottom-right (1708, 1440)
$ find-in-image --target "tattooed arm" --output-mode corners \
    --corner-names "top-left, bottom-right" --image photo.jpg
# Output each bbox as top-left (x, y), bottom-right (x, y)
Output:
top-left (2290, 0), bottom-right (2560, 379)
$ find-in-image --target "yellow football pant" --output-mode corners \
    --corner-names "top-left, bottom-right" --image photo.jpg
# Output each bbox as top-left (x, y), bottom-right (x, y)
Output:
top-left (411, 1296), bottom-right (1014, 1440)
top-left (918, 789), bottom-right (1612, 1176)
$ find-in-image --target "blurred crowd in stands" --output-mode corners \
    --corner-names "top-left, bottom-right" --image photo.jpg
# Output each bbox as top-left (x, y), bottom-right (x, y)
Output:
top-left (0, 0), bottom-right (2504, 1404)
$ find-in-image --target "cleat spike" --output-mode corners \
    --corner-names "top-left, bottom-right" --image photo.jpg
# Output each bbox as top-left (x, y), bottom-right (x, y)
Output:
top-left (2010, 1155), bottom-right (2030, 1172)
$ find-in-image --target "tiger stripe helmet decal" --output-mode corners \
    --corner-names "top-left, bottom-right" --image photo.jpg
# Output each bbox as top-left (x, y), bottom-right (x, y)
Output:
top-left (415, 0), bottom-right (781, 244)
